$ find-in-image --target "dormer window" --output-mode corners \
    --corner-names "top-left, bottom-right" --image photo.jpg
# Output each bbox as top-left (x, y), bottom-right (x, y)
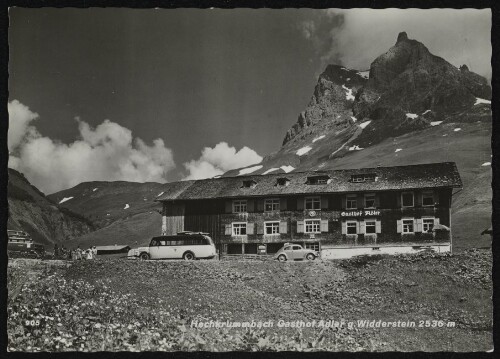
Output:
top-left (307, 175), bottom-right (331, 185)
top-left (351, 173), bottom-right (377, 183)
top-left (276, 177), bottom-right (290, 187)
top-left (242, 180), bottom-right (257, 188)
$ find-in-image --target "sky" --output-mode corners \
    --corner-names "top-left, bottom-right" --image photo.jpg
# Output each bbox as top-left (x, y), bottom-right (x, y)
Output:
top-left (8, 8), bottom-right (491, 194)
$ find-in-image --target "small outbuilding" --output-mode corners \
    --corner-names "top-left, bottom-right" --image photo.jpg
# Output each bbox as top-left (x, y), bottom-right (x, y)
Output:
top-left (95, 245), bottom-right (131, 258)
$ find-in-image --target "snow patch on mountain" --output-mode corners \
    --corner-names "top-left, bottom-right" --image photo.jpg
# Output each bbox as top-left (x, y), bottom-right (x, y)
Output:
top-left (59, 197), bottom-right (74, 204)
top-left (357, 70), bottom-right (369, 79)
top-left (280, 165), bottom-right (295, 173)
top-left (395, 148), bottom-right (403, 153)
top-left (296, 146), bottom-right (312, 156)
top-left (348, 145), bottom-right (363, 151)
top-left (312, 135), bottom-right (325, 143)
top-left (351, 116), bottom-right (357, 123)
top-left (359, 120), bottom-right (372, 129)
top-left (406, 113), bottom-right (418, 119)
top-left (238, 165), bottom-right (263, 176)
top-left (454, 128), bottom-right (462, 132)
top-left (156, 192), bottom-right (164, 197)
top-left (422, 110), bottom-right (431, 115)
top-left (430, 121), bottom-right (443, 126)
top-left (342, 85), bottom-right (355, 101)
top-left (92, 188), bottom-right (98, 192)
top-left (481, 162), bottom-right (491, 167)
top-left (474, 97), bottom-right (491, 105)
top-left (124, 204), bottom-right (130, 209)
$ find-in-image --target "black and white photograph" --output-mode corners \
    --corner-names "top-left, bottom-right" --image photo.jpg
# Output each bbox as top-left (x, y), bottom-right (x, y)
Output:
top-left (5, 4), bottom-right (494, 352)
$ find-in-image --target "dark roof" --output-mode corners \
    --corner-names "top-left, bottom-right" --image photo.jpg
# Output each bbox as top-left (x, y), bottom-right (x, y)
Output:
top-left (95, 245), bottom-right (131, 251)
top-left (156, 162), bottom-right (462, 202)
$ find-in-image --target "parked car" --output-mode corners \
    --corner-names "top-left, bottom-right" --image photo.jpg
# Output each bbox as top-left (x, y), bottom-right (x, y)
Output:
top-left (7, 230), bottom-right (45, 259)
top-left (274, 244), bottom-right (319, 262)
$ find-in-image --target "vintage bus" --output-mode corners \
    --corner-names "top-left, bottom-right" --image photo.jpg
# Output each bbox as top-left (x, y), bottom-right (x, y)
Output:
top-left (141, 232), bottom-right (217, 260)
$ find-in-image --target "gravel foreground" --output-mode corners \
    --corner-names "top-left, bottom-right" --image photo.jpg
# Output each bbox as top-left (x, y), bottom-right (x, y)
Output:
top-left (7, 249), bottom-right (492, 352)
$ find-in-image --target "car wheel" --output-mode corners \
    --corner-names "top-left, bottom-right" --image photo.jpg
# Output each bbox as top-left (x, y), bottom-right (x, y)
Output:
top-left (183, 252), bottom-right (195, 260)
top-left (278, 254), bottom-right (287, 262)
top-left (306, 253), bottom-right (316, 261)
top-left (139, 252), bottom-right (150, 260)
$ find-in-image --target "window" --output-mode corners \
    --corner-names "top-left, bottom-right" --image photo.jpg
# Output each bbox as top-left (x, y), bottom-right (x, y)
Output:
top-left (264, 198), bottom-right (280, 212)
top-left (402, 192), bottom-right (414, 207)
top-left (292, 245), bottom-right (302, 250)
top-left (304, 243), bottom-right (319, 251)
top-left (307, 176), bottom-right (330, 185)
top-left (365, 220), bottom-right (376, 234)
top-left (402, 219), bottom-right (414, 233)
top-left (346, 194), bottom-right (357, 209)
top-left (242, 180), bottom-right (257, 188)
top-left (276, 178), bottom-right (290, 186)
top-left (364, 193), bottom-right (376, 208)
top-left (233, 200), bottom-right (247, 213)
top-left (423, 218), bottom-right (434, 232)
top-left (305, 197), bottom-right (321, 210)
top-left (351, 173), bottom-right (377, 183)
top-left (265, 221), bottom-right (280, 235)
top-left (346, 221), bottom-right (357, 235)
top-left (232, 223), bottom-right (247, 236)
top-left (422, 191), bottom-right (434, 206)
top-left (305, 219), bottom-right (321, 233)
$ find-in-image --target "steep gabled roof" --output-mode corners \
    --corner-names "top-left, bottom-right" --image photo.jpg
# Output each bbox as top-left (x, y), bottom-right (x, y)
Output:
top-left (156, 162), bottom-right (462, 202)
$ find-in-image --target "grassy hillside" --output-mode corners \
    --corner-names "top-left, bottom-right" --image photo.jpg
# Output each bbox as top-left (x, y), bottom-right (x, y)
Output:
top-left (7, 169), bottom-right (95, 246)
top-left (8, 249), bottom-right (492, 351)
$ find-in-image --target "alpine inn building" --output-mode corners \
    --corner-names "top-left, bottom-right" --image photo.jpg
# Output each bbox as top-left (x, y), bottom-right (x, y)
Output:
top-left (155, 162), bottom-right (462, 259)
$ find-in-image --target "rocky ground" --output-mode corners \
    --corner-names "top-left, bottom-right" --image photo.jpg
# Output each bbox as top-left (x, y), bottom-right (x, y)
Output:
top-left (7, 249), bottom-right (492, 352)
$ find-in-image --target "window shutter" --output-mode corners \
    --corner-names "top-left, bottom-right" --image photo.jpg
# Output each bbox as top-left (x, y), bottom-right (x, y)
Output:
top-left (280, 221), bottom-right (288, 234)
top-left (297, 197), bottom-right (304, 210)
top-left (224, 224), bottom-right (232, 235)
top-left (257, 199), bottom-right (264, 212)
top-left (396, 194), bottom-right (402, 208)
top-left (297, 220), bottom-right (304, 233)
top-left (247, 200), bottom-right (254, 213)
top-left (356, 221), bottom-right (360, 234)
top-left (342, 196), bottom-right (347, 210)
top-left (434, 218), bottom-right (440, 226)
top-left (374, 194), bottom-right (380, 208)
top-left (257, 222), bottom-right (264, 235)
top-left (321, 197), bottom-right (329, 210)
top-left (396, 220), bottom-right (402, 233)
top-left (359, 221), bottom-right (365, 234)
top-left (415, 219), bottom-right (422, 233)
top-left (225, 201), bottom-right (232, 213)
top-left (280, 198), bottom-right (287, 211)
top-left (247, 222), bottom-right (254, 235)
top-left (376, 220), bottom-right (381, 234)
top-left (341, 221), bottom-right (347, 235)
top-left (320, 219), bottom-right (328, 232)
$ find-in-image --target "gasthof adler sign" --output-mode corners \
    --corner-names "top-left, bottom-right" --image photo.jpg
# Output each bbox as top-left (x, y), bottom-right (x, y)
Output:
top-left (340, 210), bottom-right (381, 217)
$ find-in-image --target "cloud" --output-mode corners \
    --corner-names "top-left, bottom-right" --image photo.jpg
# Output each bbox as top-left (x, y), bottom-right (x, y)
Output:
top-left (183, 142), bottom-right (263, 180)
top-left (305, 9), bottom-right (491, 80)
top-left (8, 100), bottom-right (176, 194)
top-left (8, 100), bottom-right (39, 151)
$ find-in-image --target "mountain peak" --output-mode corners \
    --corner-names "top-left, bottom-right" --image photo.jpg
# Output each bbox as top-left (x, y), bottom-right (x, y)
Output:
top-left (396, 31), bottom-right (409, 43)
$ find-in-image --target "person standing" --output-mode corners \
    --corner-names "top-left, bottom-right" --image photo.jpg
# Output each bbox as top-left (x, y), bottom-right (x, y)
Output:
top-left (92, 246), bottom-right (98, 259)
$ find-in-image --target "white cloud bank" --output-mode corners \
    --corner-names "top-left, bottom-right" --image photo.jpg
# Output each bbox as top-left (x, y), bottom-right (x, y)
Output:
top-left (8, 100), bottom-right (176, 194)
top-left (183, 142), bottom-right (263, 180)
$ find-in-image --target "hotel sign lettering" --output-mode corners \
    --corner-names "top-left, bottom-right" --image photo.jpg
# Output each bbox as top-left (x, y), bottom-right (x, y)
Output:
top-left (340, 210), bottom-right (381, 217)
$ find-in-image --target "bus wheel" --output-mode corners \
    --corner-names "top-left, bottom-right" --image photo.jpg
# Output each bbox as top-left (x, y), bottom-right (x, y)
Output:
top-left (278, 254), bottom-right (287, 262)
top-left (139, 252), bottom-right (150, 260)
top-left (183, 252), bottom-right (195, 260)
